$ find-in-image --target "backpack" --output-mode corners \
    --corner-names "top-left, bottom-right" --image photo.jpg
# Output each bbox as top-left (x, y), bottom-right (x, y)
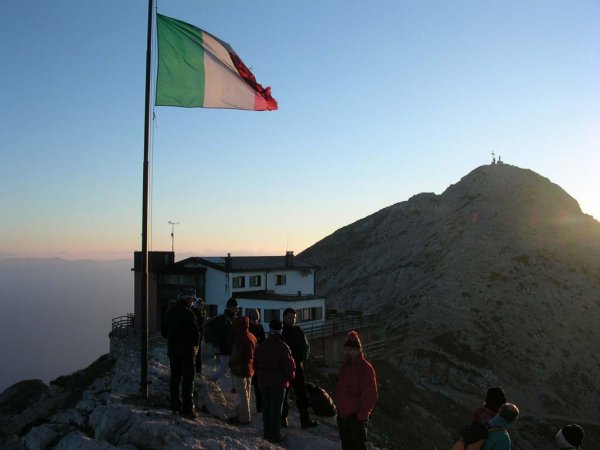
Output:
top-left (305, 381), bottom-right (337, 417)
top-left (203, 315), bottom-right (223, 345)
top-left (450, 424), bottom-right (503, 450)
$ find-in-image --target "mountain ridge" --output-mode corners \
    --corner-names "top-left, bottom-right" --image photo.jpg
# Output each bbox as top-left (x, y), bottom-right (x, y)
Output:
top-left (299, 163), bottom-right (600, 448)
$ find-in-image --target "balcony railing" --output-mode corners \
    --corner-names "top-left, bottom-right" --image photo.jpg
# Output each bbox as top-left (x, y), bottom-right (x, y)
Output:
top-left (111, 313), bottom-right (134, 337)
top-left (362, 338), bottom-right (388, 359)
top-left (299, 313), bottom-right (378, 340)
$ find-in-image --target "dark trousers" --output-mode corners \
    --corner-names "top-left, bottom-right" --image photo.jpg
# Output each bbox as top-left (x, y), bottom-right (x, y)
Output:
top-left (252, 374), bottom-right (262, 411)
top-left (260, 386), bottom-right (286, 440)
top-left (282, 363), bottom-right (310, 418)
top-left (169, 355), bottom-right (195, 413)
top-left (337, 414), bottom-right (368, 450)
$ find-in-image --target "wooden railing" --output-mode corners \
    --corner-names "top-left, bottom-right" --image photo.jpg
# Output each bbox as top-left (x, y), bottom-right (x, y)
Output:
top-left (299, 313), bottom-right (378, 340)
top-left (363, 338), bottom-right (387, 359)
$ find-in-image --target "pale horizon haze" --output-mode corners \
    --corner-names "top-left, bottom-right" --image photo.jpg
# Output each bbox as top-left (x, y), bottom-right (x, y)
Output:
top-left (1, 0), bottom-right (599, 261)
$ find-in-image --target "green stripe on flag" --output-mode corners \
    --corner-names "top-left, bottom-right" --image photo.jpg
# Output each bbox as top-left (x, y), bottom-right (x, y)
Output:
top-left (156, 14), bottom-right (206, 107)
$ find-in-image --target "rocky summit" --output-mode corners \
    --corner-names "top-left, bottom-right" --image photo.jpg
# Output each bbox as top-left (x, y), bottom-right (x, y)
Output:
top-left (299, 163), bottom-right (600, 449)
top-left (0, 330), bottom-right (348, 450)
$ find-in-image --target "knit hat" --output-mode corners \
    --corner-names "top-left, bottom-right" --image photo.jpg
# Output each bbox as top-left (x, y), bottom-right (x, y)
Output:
top-left (484, 387), bottom-right (506, 411)
top-left (226, 297), bottom-right (239, 308)
top-left (177, 288), bottom-right (197, 302)
top-left (343, 331), bottom-right (362, 350)
top-left (248, 308), bottom-right (260, 321)
top-left (556, 424), bottom-right (584, 448)
top-left (269, 318), bottom-right (283, 334)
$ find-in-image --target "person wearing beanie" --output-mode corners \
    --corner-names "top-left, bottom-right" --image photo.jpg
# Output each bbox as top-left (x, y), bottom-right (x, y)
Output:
top-left (335, 330), bottom-right (378, 450)
top-left (555, 424), bottom-right (584, 449)
top-left (471, 387), bottom-right (507, 425)
top-left (281, 307), bottom-right (319, 429)
top-left (482, 403), bottom-right (519, 450)
top-left (209, 297), bottom-right (239, 383)
top-left (161, 288), bottom-right (200, 419)
top-left (253, 318), bottom-right (296, 444)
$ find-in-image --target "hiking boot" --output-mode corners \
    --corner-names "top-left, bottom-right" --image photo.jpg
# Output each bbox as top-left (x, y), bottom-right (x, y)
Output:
top-left (280, 417), bottom-right (288, 428)
top-left (269, 434), bottom-right (287, 444)
top-left (300, 409), bottom-right (319, 428)
top-left (301, 418), bottom-right (319, 429)
top-left (180, 410), bottom-right (197, 420)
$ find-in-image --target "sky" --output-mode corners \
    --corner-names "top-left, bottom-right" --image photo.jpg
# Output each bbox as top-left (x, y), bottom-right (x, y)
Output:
top-left (1, 0), bottom-right (599, 261)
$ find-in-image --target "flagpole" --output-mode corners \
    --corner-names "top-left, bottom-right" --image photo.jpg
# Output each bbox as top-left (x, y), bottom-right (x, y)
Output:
top-left (140, 0), bottom-right (154, 399)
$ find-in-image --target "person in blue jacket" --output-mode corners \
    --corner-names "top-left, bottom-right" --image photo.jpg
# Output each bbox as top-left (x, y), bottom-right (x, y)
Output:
top-left (482, 403), bottom-right (519, 450)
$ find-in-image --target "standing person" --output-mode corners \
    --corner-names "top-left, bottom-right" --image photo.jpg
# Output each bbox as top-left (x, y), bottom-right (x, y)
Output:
top-left (191, 297), bottom-right (207, 375)
top-left (227, 316), bottom-right (257, 425)
top-left (209, 297), bottom-right (238, 383)
top-left (336, 331), bottom-right (378, 450)
top-left (248, 308), bottom-right (266, 413)
top-left (555, 424), bottom-right (585, 449)
top-left (471, 387), bottom-right (506, 425)
top-left (162, 288), bottom-right (200, 419)
top-left (481, 403), bottom-right (520, 450)
top-left (281, 308), bottom-right (319, 428)
top-left (254, 319), bottom-right (296, 444)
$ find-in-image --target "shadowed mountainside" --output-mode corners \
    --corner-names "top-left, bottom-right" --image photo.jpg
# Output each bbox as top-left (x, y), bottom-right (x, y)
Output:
top-left (299, 164), bottom-right (600, 449)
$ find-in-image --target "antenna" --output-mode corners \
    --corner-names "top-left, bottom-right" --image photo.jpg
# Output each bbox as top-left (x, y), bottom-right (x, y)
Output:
top-left (168, 220), bottom-right (180, 252)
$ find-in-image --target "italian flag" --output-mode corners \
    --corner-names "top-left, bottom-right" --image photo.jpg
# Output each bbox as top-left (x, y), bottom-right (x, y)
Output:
top-left (156, 14), bottom-right (277, 111)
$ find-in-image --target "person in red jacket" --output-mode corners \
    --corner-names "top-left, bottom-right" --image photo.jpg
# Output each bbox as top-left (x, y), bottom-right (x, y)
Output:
top-left (228, 316), bottom-right (257, 425)
top-left (253, 319), bottom-right (296, 444)
top-left (336, 330), bottom-right (378, 450)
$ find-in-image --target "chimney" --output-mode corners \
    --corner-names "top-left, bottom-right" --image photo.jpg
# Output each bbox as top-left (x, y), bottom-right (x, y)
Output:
top-left (225, 253), bottom-right (232, 272)
top-left (285, 251), bottom-right (294, 267)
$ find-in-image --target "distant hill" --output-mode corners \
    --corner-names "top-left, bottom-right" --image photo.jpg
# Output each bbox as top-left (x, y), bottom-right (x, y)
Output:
top-left (299, 164), bottom-right (600, 448)
top-left (0, 258), bottom-right (132, 391)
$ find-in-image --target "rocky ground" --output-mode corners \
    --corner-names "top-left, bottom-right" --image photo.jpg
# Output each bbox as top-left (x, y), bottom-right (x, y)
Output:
top-left (0, 329), bottom-right (367, 450)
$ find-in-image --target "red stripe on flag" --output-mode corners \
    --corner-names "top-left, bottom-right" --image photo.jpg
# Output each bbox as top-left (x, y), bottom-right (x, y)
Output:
top-left (229, 52), bottom-right (278, 111)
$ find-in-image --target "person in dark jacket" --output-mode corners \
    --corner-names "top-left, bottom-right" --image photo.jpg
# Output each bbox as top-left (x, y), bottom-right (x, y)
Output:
top-left (209, 297), bottom-right (238, 382)
top-left (248, 308), bottom-right (265, 413)
top-left (228, 316), bottom-right (257, 424)
top-left (191, 297), bottom-right (207, 374)
top-left (281, 307), bottom-right (319, 429)
top-left (336, 331), bottom-right (378, 450)
top-left (162, 288), bottom-right (200, 418)
top-left (254, 319), bottom-right (296, 444)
